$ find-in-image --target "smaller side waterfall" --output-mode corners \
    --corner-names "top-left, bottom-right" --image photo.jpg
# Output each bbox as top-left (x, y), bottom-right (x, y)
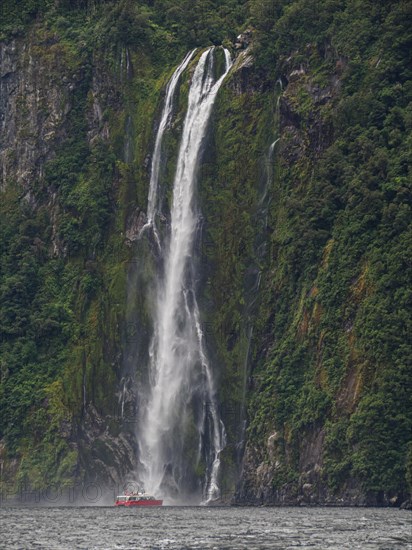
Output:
top-left (235, 91), bottom-right (282, 484)
top-left (141, 49), bottom-right (195, 248)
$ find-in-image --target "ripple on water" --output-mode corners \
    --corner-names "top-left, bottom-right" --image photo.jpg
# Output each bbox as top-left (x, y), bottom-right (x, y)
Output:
top-left (0, 506), bottom-right (411, 550)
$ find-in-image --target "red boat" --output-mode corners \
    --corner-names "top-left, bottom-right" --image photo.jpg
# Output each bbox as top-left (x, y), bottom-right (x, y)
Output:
top-left (115, 492), bottom-right (163, 506)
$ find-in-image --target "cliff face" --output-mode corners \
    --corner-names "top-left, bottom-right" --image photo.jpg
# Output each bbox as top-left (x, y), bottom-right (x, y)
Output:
top-left (0, 22), bottom-right (139, 491)
top-left (190, 32), bottom-right (410, 506)
top-left (0, 1), bottom-right (411, 506)
top-left (233, 58), bottom-right (355, 505)
top-left (228, 31), bottom-right (412, 506)
top-left (1, 38), bottom-right (69, 192)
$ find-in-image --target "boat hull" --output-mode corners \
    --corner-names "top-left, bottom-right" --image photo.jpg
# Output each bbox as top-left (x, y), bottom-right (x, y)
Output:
top-left (115, 500), bottom-right (163, 507)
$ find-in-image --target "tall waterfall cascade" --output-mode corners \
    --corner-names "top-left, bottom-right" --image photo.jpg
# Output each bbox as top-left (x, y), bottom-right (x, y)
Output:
top-left (138, 47), bottom-right (232, 503)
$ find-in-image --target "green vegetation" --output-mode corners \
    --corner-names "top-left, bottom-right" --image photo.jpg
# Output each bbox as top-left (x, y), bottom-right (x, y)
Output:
top-left (243, 0), bottom-right (412, 500)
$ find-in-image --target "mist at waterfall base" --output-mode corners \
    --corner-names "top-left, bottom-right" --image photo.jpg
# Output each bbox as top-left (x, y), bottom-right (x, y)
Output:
top-left (131, 48), bottom-right (233, 505)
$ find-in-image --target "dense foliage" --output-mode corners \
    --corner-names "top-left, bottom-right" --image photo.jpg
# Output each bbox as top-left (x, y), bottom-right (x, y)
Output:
top-left (242, 0), bottom-right (412, 500)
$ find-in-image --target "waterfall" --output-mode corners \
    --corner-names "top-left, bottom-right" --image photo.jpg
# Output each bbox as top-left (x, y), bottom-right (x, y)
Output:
top-left (138, 47), bottom-right (232, 503)
top-left (140, 49), bottom-right (195, 248)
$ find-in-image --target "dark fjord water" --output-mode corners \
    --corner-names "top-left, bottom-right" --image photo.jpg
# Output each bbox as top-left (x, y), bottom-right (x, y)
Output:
top-left (1, 506), bottom-right (411, 549)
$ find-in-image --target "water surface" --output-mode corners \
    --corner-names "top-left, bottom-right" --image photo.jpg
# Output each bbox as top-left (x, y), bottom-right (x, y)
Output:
top-left (1, 506), bottom-right (411, 549)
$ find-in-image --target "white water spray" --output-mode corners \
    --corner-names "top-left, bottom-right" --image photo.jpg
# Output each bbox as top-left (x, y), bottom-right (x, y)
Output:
top-left (139, 48), bottom-right (232, 503)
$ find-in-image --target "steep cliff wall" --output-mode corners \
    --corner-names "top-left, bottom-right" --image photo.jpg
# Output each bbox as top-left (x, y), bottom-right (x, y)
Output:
top-left (227, 3), bottom-right (412, 506)
top-left (198, 1), bottom-right (411, 506)
top-left (0, 15), bottom-right (161, 492)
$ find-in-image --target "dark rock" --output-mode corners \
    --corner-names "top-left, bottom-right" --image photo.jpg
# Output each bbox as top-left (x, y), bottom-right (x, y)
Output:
top-left (230, 50), bottom-right (270, 95)
top-left (79, 404), bottom-right (138, 487)
top-left (234, 29), bottom-right (253, 50)
top-left (125, 208), bottom-right (147, 244)
top-left (400, 499), bottom-right (412, 510)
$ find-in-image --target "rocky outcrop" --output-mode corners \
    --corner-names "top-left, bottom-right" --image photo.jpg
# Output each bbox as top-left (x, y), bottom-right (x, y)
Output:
top-left (236, 429), bottom-right (369, 506)
top-left (234, 29), bottom-right (252, 50)
top-left (78, 404), bottom-right (138, 487)
top-left (125, 207), bottom-right (146, 245)
top-left (229, 48), bottom-right (270, 96)
top-left (236, 433), bottom-right (406, 507)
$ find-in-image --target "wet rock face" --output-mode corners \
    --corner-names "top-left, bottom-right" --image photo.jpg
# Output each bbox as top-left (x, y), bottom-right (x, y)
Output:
top-left (235, 432), bottom-right (376, 506)
top-left (0, 32), bottom-right (129, 487)
top-left (0, 33), bottom-right (118, 259)
top-left (229, 49), bottom-right (271, 96)
top-left (125, 207), bottom-right (146, 245)
top-left (79, 404), bottom-right (138, 488)
top-left (232, 51), bottom-right (401, 508)
top-left (0, 38), bottom-right (72, 192)
top-left (0, 36), bottom-right (115, 194)
top-left (87, 53), bottom-right (122, 146)
top-left (234, 29), bottom-right (253, 50)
